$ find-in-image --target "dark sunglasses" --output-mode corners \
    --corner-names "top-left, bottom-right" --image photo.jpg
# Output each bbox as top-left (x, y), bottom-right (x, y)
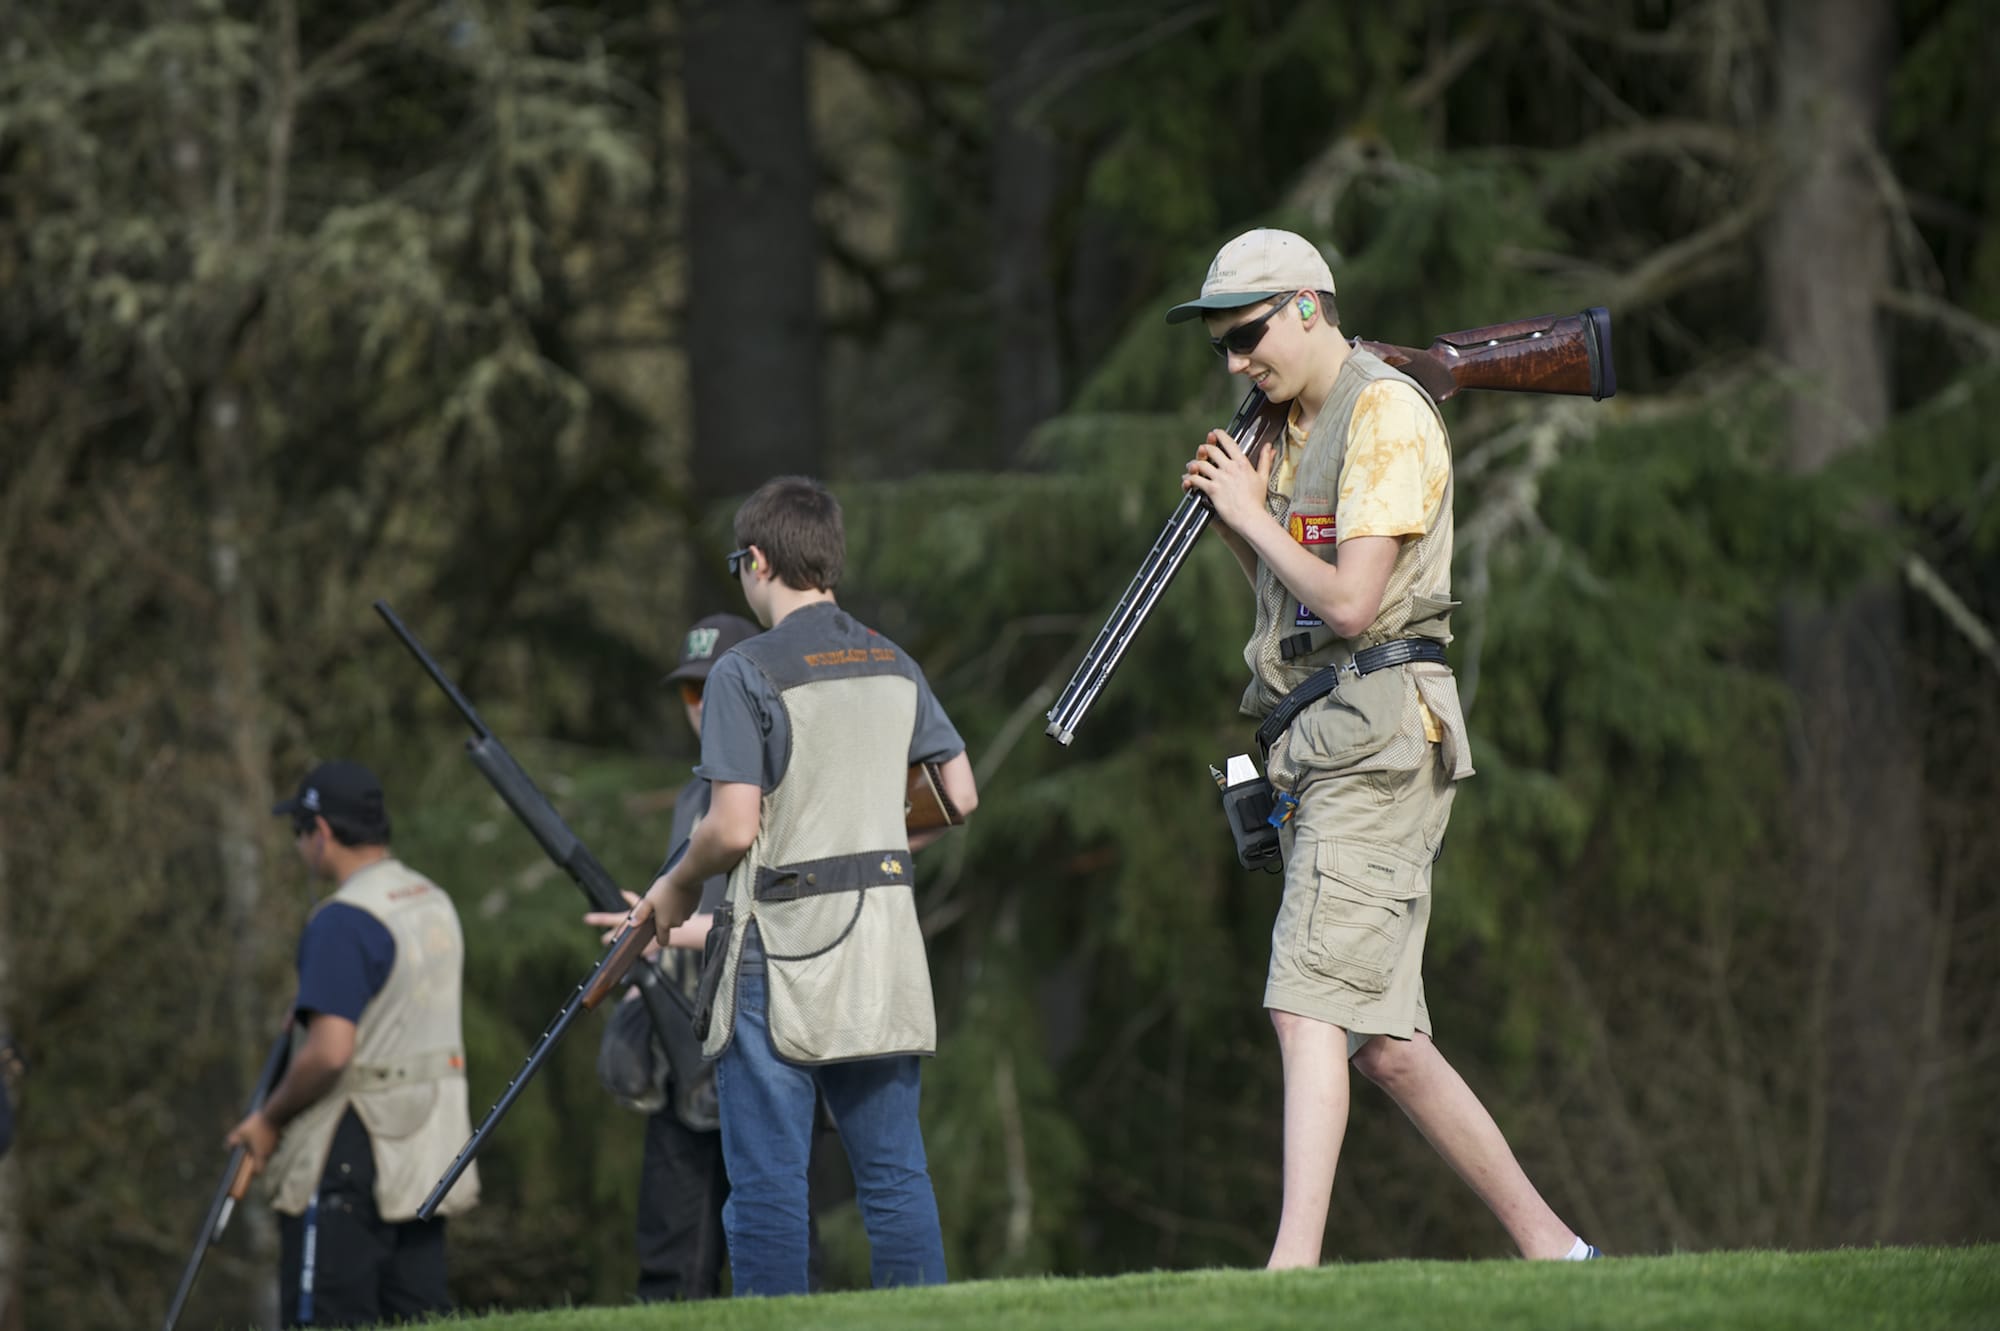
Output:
top-left (1209, 297), bottom-right (1294, 359)
top-left (292, 816), bottom-right (319, 839)
top-left (725, 547), bottom-right (753, 577)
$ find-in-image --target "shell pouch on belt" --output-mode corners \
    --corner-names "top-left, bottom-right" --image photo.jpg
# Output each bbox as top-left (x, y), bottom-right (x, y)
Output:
top-left (1268, 666), bottom-right (1408, 792)
top-left (691, 903), bottom-right (734, 1043)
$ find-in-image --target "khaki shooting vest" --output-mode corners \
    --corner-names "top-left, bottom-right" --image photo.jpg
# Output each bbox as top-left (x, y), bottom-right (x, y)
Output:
top-left (1245, 348), bottom-right (1476, 789)
top-left (265, 859), bottom-right (478, 1221)
top-left (702, 609), bottom-right (936, 1065)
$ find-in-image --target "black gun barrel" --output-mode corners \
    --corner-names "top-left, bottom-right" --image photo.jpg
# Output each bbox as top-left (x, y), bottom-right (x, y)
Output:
top-left (464, 738), bottom-right (607, 912)
top-left (161, 1023), bottom-right (292, 1331)
top-left (417, 985), bottom-right (589, 1220)
top-left (372, 601), bottom-right (494, 741)
top-left (416, 925), bottom-right (645, 1220)
top-left (375, 600), bottom-right (708, 1131)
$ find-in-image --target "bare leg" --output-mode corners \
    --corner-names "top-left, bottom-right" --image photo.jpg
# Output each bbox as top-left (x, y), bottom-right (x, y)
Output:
top-left (1351, 1033), bottom-right (1577, 1259)
top-left (1267, 1009), bottom-right (1352, 1269)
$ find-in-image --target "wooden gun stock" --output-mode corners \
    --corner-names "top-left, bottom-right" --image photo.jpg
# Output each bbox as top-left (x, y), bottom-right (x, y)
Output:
top-left (227, 1151), bottom-right (257, 1202)
top-left (904, 761), bottom-right (963, 833)
top-left (1358, 306), bottom-right (1617, 402)
top-left (582, 918), bottom-right (657, 1010)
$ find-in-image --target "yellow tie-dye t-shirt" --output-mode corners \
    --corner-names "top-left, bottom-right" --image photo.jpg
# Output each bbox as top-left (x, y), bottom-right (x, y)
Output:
top-left (1276, 383), bottom-right (1448, 526)
top-left (1335, 381), bottom-right (1450, 540)
top-left (1282, 382), bottom-right (1451, 741)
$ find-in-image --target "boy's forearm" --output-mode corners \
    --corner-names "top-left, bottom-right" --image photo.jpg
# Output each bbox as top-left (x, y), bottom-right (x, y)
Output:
top-left (260, 1050), bottom-right (344, 1129)
top-left (1216, 523), bottom-right (1259, 586)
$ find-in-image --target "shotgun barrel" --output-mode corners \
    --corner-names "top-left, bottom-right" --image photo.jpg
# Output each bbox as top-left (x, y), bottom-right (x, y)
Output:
top-left (161, 1022), bottom-right (292, 1331)
top-left (1044, 389), bottom-right (1285, 745)
top-left (417, 921), bottom-right (654, 1221)
top-left (374, 601), bottom-right (716, 1133)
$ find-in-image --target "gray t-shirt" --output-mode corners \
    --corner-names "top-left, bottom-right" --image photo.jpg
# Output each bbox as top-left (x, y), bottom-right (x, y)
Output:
top-left (693, 603), bottom-right (964, 968)
top-left (693, 603), bottom-right (964, 790)
top-left (663, 778), bottom-right (731, 917)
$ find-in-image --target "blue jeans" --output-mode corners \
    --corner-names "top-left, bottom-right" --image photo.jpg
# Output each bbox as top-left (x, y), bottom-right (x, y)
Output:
top-left (716, 965), bottom-right (947, 1296)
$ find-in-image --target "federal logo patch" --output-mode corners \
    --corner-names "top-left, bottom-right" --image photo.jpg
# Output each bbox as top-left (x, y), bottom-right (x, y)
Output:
top-left (1287, 512), bottom-right (1336, 546)
top-left (1294, 603), bottom-right (1323, 629)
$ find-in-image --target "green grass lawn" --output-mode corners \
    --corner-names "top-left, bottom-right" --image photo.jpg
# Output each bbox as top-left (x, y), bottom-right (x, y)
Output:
top-left (432, 1246), bottom-right (2000, 1330)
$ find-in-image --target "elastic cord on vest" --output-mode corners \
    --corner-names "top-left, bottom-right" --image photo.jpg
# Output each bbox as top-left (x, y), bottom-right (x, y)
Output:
top-left (1254, 638), bottom-right (1449, 758)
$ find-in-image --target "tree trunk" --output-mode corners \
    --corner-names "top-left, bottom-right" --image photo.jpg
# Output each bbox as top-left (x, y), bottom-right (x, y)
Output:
top-left (196, 373), bottom-right (283, 1330)
top-left (987, 0), bottom-right (1065, 463)
top-left (0, 666), bottom-right (19, 1331)
top-left (1764, 0), bottom-right (1956, 1244)
top-left (681, 0), bottom-right (824, 509)
top-left (168, 22), bottom-right (283, 1320)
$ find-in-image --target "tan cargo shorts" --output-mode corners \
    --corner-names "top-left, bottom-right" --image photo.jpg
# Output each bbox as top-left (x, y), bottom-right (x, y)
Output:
top-left (1263, 745), bottom-right (1456, 1057)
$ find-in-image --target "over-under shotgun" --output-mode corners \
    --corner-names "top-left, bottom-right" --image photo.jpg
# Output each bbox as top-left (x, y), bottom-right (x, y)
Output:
top-left (1044, 307), bottom-right (1616, 745)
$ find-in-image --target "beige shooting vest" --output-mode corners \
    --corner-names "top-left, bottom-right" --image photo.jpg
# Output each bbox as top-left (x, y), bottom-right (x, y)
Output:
top-left (701, 613), bottom-right (936, 1065)
top-left (1245, 347), bottom-right (1476, 790)
top-left (264, 858), bottom-right (478, 1221)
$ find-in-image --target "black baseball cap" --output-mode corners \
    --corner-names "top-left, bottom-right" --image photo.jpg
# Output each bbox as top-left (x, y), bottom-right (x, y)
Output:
top-left (662, 614), bottom-right (760, 686)
top-left (272, 759), bottom-right (390, 837)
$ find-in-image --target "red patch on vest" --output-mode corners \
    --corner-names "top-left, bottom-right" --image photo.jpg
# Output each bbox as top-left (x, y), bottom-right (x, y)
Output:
top-left (1287, 513), bottom-right (1336, 546)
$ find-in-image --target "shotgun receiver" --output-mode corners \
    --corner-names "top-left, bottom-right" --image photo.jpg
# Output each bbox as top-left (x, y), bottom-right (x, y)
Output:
top-left (1044, 307), bottom-right (1616, 745)
top-left (373, 600), bottom-right (717, 1133)
top-left (161, 1022), bottom-right (292, 1331)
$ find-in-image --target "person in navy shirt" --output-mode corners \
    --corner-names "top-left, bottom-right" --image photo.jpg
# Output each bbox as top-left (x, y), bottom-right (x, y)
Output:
top-left (228, 759), bottom-right (474, 1328)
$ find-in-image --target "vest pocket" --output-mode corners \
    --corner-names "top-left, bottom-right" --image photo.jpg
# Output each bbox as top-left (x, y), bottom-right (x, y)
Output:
top-left (1406, 593), bottom-right (1459, 638)
top-left (1288, 667), bottom-right (1409, 775)
top-left (356, 1081), bottom-right (439, 1140)
top-left (761, 885), bottom-right (936, 1064)
top-left (1305, 840), bottom-right (1427, 991)
top-left (692, 903), bottom-right (733, 1043)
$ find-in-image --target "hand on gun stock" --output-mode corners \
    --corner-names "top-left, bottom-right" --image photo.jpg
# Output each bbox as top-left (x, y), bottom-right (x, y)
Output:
top-left (223, 1112), bottom-right (279, 1177)
top-left (582, 888), bottom-right (678, 957)
top-left (627, 873), bottom-right (697, 954)
top-left (1183, 424), bottom-right (1279, 534)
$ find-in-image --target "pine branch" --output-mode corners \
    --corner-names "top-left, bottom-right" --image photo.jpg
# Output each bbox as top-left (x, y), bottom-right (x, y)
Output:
top-left (1902, 553), bottom-right (2000, 676)
top-left (1015, 3), bottom-right (1220, 125)
top-left (1501, 182), bottom-right (1777, 313)
top-left (297, 0), bottom-right (431, 100)
top-left (1401, 16), bottom-right (1499, 111)
top-left (1878, 287), bottom-right (2000, 359)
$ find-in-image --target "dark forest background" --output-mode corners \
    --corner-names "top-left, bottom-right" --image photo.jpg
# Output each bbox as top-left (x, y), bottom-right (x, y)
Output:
top-left (3, 1), bottom-right (1997, 1327)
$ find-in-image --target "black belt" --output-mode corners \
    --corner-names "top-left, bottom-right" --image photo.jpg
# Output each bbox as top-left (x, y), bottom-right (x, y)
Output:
top-left (1254, 638), bottom-right (1448, 757)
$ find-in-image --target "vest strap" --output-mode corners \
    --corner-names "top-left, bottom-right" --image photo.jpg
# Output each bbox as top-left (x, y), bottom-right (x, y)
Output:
top-left (1279, 630), bottom-right (1325, 661)
top-left (1255, 638), bottom-right (1449, 757)
top-left (753, 849), bottom-right (912, 903)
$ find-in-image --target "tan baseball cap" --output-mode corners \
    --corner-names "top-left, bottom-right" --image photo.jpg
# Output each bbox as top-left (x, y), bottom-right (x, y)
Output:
top-left (1165, 228), bottom-right (1336, 324)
